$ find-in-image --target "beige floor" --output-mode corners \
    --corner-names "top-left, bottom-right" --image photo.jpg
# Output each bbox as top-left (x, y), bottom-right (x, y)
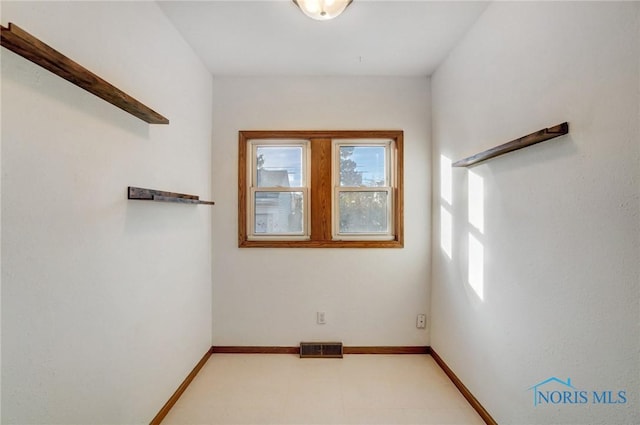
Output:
top-left (162, 354), bottom-right (485, 425)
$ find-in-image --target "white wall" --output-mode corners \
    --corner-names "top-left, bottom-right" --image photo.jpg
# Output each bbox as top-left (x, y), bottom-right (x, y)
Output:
top-left (1, 2), bottom-right (213, 423)
top-left (212, 77), bottom-right (431, 346)
top-left (431, 2), bottom-right (639, 424)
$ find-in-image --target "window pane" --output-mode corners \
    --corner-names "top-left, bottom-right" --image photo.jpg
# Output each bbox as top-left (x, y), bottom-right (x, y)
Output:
top-left (256, 146), bottom-right (303, 187)
top-left (338, 191), bottom-right (388, 233)
top-left (339, 146), bottom-right (386, 187)
top-left (255, 192), bottom-right (304, 234)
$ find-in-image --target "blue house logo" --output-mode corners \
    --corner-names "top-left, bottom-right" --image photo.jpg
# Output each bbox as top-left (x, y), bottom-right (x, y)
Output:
top-left (528, 377), bottom-right (627, 407)
top-left (528, 377), bottom-right (580, 406)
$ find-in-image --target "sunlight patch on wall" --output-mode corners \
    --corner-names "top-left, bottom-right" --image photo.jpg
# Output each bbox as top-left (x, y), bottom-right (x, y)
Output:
top-left (440, 206), bottom-right (452, 259)
top-left (468, 233), bottom-right (484, 300)
top-left (440, 155), bottom-right (452, 205)
top-left (440, 155), bottom-right (453, 259)
top-left (468, 170), bottom-right (484, 234)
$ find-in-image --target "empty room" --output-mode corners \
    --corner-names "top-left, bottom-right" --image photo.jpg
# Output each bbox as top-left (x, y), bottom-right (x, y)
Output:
top-left (1, 1), bottom-right (638, 424)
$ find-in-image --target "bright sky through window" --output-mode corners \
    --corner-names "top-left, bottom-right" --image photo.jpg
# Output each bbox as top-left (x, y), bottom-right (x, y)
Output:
top-left (345, 146), bottom-right (386, 186)
top-left (256, 146), bottom-right (303, 187)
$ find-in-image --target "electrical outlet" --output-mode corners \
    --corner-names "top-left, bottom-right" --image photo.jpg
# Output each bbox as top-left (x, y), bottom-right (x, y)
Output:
top-left (416, 314), bottom-right (426, 329)
top-left (317, 311), bottom-right (326, 325)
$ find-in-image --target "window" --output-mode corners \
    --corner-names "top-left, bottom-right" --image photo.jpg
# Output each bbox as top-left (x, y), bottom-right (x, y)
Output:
top-left (239, 131), bottom-right (403, 248)
top-left (334, 141), bottom-right (395, 240)
top-left (248, 140), bottom-right (310, 240)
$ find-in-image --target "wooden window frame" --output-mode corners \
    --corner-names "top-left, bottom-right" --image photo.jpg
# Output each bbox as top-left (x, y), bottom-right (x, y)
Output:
top-left (239, 130), bottom-right (404, 248)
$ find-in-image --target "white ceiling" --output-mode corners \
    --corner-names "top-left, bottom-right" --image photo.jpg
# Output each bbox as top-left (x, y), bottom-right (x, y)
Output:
top-left (158, 0), bottom-right (489, 76)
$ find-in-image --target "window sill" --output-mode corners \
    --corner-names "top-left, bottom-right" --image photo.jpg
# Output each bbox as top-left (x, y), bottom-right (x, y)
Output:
top-left (239, 239), bottom-right (403, 248)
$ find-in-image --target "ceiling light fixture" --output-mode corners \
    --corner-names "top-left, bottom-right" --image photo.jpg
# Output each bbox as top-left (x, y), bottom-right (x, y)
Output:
top-left (292, 0), bottom-right (353, 21)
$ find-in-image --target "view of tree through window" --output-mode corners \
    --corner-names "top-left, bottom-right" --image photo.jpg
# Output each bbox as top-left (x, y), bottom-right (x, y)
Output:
top-left (339, 147), bottom-right (362, 186)
top-left (337, 145), bottom-right (389, 234)
top-left (339, 192), bottom-right (389, 233)
top-left (339, 146), bottom-right (386, 187)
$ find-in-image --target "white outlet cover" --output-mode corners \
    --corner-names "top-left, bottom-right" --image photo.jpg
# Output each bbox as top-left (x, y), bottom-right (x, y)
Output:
top-left (416, 314), bottom-right (427, 329)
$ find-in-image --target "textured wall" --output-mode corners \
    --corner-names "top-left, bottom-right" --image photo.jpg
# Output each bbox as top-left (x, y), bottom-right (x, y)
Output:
top-left (430, 2), bottom-right (639, 424)
top-left (211, 77), bottom-right (431, 347)
top-left (1, 2), bottom-right (213, 423)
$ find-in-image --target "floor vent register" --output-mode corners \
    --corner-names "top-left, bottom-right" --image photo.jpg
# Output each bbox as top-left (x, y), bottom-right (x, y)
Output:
top-left (300, 342), bottom-right (343, 358)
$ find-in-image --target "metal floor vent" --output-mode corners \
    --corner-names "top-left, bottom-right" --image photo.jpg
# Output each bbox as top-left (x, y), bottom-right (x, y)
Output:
top-left (300, 342), bottom-right (343, 358)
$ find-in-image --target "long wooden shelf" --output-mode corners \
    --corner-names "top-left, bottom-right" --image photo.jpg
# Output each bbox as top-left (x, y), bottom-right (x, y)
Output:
top-left (1, 23), bottom-right (169, 124)
top-left (453, 122), bottom-right (569, 167)
top-left (128, 187), bottom-right (214, 205)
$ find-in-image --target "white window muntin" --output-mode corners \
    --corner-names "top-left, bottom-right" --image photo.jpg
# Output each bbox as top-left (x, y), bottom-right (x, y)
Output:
top-left (332, 139), bottom-right (395, 240)
top-left (247, 139), bottom-right (311, 240)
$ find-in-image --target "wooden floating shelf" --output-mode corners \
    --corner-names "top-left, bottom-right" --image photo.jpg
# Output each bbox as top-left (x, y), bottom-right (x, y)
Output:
top-left (128, 187), bottom-right (214, 205)
top-left (453, 122), bottom-right (569, 167)
top-left (1, 23), bottom-right (169, 124)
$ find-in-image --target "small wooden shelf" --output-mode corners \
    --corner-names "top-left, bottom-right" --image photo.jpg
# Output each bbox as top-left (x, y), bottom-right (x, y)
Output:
top-left (128, 187), bottom-right (214, 205)
top-left (453, 122), bottom-right (569, 167)
top-left (1, 23), bottom-right (169, 124)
